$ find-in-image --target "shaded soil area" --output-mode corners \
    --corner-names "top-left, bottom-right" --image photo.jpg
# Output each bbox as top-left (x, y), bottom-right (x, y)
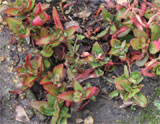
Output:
top-left (0, 0), bottom-right (160, 124)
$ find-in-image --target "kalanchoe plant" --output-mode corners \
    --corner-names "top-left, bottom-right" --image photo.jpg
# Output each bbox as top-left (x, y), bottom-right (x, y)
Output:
top-left (30, 94), bottom-right (70, 124)
top-left (109, 65), bottom-right (147, 107)
top-left (4, 0), bottom-right (35, 16)
top-left (58, 80), bottom-right (99, 104)
top-left (27, 3), bottom-right (50, 26)
top-left (36, 7), bottom-right (78, 58)
top-left (6, 17), bottom-right (30, 39)
top-left (109, 39), bottom-right (130, 61)
top-left (40, 64), bottom-right (64, 87)
top-left (13, 54), bottom-right (43, 93)
top-left (141, 57), bottom-right (160, 77)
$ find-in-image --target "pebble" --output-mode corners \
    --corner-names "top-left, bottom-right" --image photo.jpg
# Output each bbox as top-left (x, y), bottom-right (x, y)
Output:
top-left (2, 21), bottom-right (7, 26)
top-left (84, 116), bottom-right (94, 124)
top-left (20, 94), bottom-right (25, 100)
top-left (75, 118), bottom-right (83, 124)
top-left (46, 0), bottom-right (52, 2)
top-left (0, 15), bottom-right (3, 23)
top-left (8, 66), bottom-right (14, 72)
top-left (2, 1), bottom-right (9, 5)
top-left (1, 56), bottom-right (6, 62)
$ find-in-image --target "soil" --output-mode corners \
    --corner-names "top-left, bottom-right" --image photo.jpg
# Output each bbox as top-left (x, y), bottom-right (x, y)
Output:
top-left (0, 0), bottom-right (160, 124)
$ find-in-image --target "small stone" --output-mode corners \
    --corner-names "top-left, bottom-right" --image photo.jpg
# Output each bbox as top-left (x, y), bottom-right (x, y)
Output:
top-left (8, 66), bottom-right (14, 72)
top-left (46, 0), bottom-right (52, 2)
top-left (84, 116), bottom-right (94, 124)
top-left (20, 94), bottom-right (25, 100)
top-left (1, 56), bottom-right (6, 62)
top-left (18, 47), bottom-right (22, 52)
top-left (0, 15), bottom-right (3, 23)
top-left (75, 118), bottom-right (83, 124)
top-left (0, 27), bottom-right (2, 32)
top-left (2, 1), bottom-right (9, 5)
top-left (2, 21), bottom-right (7, 26)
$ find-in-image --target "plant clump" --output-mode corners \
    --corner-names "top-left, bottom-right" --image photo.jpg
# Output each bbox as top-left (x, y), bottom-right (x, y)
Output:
top-left (4, 0), bottom-right (160, 123)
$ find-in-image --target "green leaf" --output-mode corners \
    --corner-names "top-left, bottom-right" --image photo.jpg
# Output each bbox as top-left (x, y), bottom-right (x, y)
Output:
top-left (128, 89), bottom-right (140, 99)
top-left (133, 92), bottom-right (147, 107)
top-left (53, 64), bottom-right (64, 78)
top-left (109, 90), bottom-right (119, 98)
top-left (65, 26), bottom-right (78, 38)
top-left (133, 29), bottom-right (148, 39)
top-left (43, 84), bottom-right (59, 97)
top-left (124, 65), bottom-right (129, 78)
top-left (44, 59), bottom-right (51, 68)
top-left (92, 42), bottom-right (104, 56)
top-left (6, 17), bottom-right (25, 34)
top-left (110, 39), bottom-right (121, 47)
top-left (36, 35), bottom-right (54, 45)
top-left (149, 42), bottom-right (159, 54)
top-left (40, 106), bottom-right (54, 116)
top-left (154, 100), bottom-right (160, 109)
top-left (120, 80), bottom-right (131, 92)
top-left (136, 53), bottom-right (149, 67)
top-left (153, 64), bottom-right (160, 75)
top-left (130, 38), bottom-right (142, 50)
top-left (150, 23), bottom-right (160, 41)
top-left (129, 72), bottom-right (144, 84)
top-left (96, 27), bottom-right (109, 38)
top-left (40, 46), bottom-right (53, 57)
top-left (73, 81), bottom-right (84, 92)
top-left (47, 94), bottom-right (56, 107)
top-left (102, 9), bottom-right (113, 23)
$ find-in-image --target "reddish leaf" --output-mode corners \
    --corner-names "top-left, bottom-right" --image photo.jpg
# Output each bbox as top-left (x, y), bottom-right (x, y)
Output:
top-left (20, 27), bottom-right (30, 38)
top-left (52, 7), bottom-right (64, 30)
top-left (85, 87), bottom-right (99, 99)
top-left (40, 75), bottom-right (53, 85)
top-left (112, 27), bottom-right (130, 39)
top-left (33, 3), bottom-right (43, 15)
top-left (24, 54), bottom-right (32, 69)
top-left (4, 8), bottom-right (20, 16)
top-left (23, 75), bottom-right (38, 87)
top-left (65, 26), bottom-right (79, 38)
top-left (58, 91), bottom-right (74, 102)
top-left (36, 35), bottom-right (55, 45)
top-left (53, 64), bottom-right (64, 78)
top-left (43, 84), bottom-right (59, 97)
top-left (32, 16), bottom-right (43, 26)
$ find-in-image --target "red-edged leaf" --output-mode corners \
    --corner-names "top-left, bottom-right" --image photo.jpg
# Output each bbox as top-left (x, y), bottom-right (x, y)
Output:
top-left (133, 92), bottom-right (147, 107)
top-left (36, 55), bottom-right (43, 73)
top-left (65, 26), bottom-right (79, 38)
top-left (24, 54), bottom-right (32, 69)
top-left (23, 75), bottom-right (38, 87)
top-left (32, 16), bottom-right (43, 26)
top-left (27, 0), bottom-right (35, 11)
top-left (53, 64), bottom-right (64, 78)
top-left (58, 91), bottom-right (74, 102)
top-left (43, 84), bottom-right (59, 97)
top-left (36, 35), bottom-right (55, 45)
top-left (130, 17), bottom-right (143, 30)
top-left (20, 27), bottom-right (30, 38)
top-left (30, 101), bottom-right (48, 113)
top-left (74, 69), bottom-right (94, 81)
top-left (52, 7), bottom-right (64, 30)
top-left (112, 27), bottom-right (130, 39)
top-left (4, 8), bottom-right (20, 16)
top-left (85, 87), bottom-right (99, 99)
top-left (40, 75), bottom-right (53, 85)
top-left (33, 3), bottom-right (43, 15)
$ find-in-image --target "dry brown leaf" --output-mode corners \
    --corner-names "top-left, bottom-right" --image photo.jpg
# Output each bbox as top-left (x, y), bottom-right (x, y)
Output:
top-left (15, 105), bottom-right (31, 124)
